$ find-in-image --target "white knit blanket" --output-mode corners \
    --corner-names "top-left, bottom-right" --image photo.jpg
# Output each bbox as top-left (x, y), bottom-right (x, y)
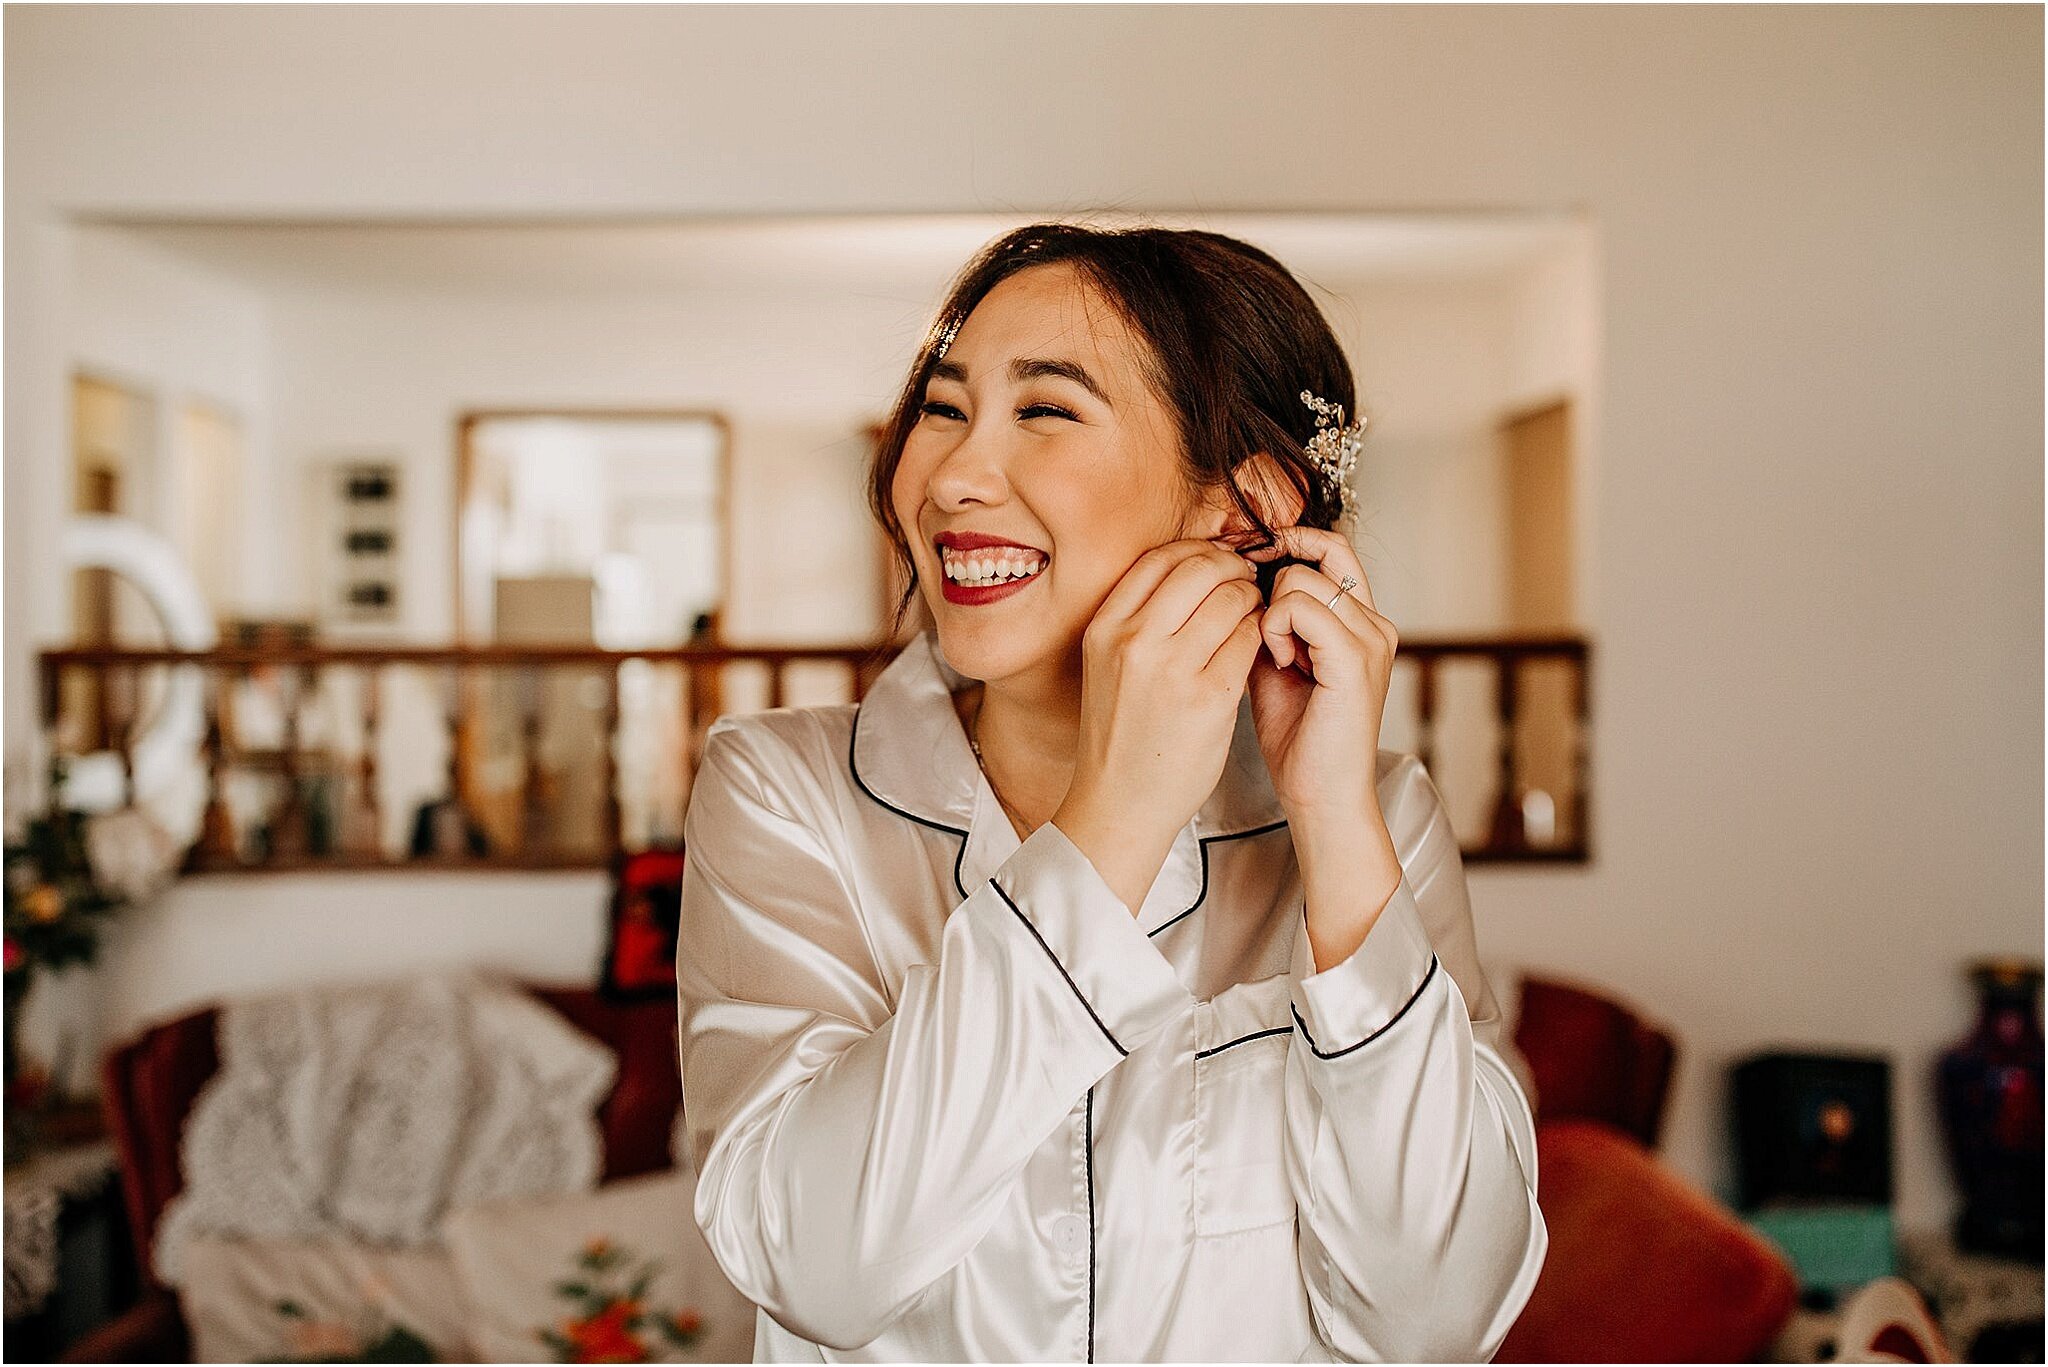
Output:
top-left (154, 972), bottom-right (617, 1287)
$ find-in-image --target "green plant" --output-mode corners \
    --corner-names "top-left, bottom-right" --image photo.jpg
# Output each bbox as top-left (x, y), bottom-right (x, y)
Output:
top-left (4, 761), bottom-right (126, 977)
top-left (273, 1299), bottom-right (438, 1363)
top-left (5, 759), bottom-right (129, 1129)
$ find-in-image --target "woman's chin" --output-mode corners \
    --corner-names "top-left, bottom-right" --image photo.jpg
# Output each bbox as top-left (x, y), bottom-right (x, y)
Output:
top-left (932, 628), bottom-right (1012, 681)
top-left (932, 622), bottom-right (1056, 685)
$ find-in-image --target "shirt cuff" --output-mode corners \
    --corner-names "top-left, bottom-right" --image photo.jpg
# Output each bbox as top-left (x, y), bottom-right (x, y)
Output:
top-left (1288, 875), bottom-right (1440, 1059)
top-left (986, 819), bottom-right (1194, 1057)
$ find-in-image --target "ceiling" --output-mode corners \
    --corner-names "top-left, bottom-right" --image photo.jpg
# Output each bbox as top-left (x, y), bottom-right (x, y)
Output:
top-left (108, 211), bottom-right (1587, 298)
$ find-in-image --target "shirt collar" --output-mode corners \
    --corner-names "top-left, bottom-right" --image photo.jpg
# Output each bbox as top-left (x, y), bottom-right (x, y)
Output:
top-left (849, 630), bottom-right (1287, 931)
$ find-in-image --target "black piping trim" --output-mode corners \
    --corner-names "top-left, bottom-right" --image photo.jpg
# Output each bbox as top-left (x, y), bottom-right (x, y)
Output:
top-left (988, 878), bottom-right (1128, 1058)
top-left (846, 705), bottom-right (981, 900)
top-left (1085, 1086), bottom-right (1098, 1364)
top-left (848, 702), bottom-right (1291, 916)
top-left (1290, 953), bottom-right (1441, 1059)
top-left (952, 833), bottom-right (972, 903)
top-left (1195, 1025), bottom-right (1292, 1059)
top-left (847, 704), bottom-right (973, 841)
top-left (1145, 818), bottom-right (1291, 939)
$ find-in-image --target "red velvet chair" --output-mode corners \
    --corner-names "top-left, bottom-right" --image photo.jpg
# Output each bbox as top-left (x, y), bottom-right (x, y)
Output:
top-left (1515, 974), bottom-right (1679, 1148)
top-left (1498, 974), bottom-right (1799, 1363)
top-left (67, 987), bottom-right (681, 1364)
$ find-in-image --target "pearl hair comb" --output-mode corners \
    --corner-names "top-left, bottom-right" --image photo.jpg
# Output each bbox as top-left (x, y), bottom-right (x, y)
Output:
top-left (1300, 390), bottom-right (1365, 523)
top-left (930, 312), bottom-right (963, 362)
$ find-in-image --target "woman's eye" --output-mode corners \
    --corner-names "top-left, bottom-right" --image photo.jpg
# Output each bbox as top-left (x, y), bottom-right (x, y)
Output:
top-left (918, 400), bottom-right (1074, 423)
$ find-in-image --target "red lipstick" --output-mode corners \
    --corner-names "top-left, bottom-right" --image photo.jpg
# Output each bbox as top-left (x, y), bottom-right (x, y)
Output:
top-left (933, 530), bottom-right (1047, 607)
top-left (935, 530), bottom-right (1045, 553)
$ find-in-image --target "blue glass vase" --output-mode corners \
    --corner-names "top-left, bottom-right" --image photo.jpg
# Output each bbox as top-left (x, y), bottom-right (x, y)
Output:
top-left (1936, 958), bottom-right (2044, 1261)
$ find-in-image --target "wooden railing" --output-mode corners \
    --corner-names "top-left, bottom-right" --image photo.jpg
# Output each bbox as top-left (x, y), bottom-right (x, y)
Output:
top-left (1395, 635), bottom-right (1592, 863)
top-left (37, 635), bottom-right (1589, 872)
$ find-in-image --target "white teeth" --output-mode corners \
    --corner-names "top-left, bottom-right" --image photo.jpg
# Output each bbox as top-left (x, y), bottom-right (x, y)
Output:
top-left (941, 548), bottom-right (1046, 586)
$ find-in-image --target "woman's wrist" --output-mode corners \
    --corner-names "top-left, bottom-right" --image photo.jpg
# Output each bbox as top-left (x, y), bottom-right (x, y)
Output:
top-left (1050, 788), bottom-right (1180, 920)
top-left (1292, 801), bottom-right (1402, 973)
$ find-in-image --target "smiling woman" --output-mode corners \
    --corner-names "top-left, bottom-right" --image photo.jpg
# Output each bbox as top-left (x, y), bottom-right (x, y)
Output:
top-left (676, 222), bottom-right (1546, 1362)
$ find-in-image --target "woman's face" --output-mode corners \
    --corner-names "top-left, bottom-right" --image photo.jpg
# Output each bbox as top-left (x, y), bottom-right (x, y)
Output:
top-left (892, 262), bottom-right (1201, 686)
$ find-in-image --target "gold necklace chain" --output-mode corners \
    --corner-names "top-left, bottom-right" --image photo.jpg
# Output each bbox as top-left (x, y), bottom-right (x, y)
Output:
top-left (967, 693), bottom-right (1033, 836)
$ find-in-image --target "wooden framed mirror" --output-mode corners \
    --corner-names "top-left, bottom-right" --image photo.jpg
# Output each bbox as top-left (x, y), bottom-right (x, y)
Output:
top-left (455, 409), bottom-right (730, 647)
top-left (453, 409), bottom-right (731, 855)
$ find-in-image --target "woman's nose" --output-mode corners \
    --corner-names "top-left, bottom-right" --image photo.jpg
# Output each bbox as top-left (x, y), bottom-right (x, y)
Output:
top-left (928, 422), bottom-right (1010, 508)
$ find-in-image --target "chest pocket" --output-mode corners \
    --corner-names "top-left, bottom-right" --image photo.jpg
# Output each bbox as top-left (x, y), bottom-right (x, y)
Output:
top-left (1192, 977), bottom-right (1297, 1236)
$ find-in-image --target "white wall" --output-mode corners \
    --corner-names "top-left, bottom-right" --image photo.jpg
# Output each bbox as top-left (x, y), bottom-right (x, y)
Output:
top-left (5, 5), bottom-right (2038, 1232)
top-left (262, 282), bottom-right (914, 642)
top-left (99, 870), bottom-right (612, 1042)
top-left (67, 226), bottom-right (276, 611)
top-left (1505, 232), bottom-right (1604, 627)
top-left (8, 228), bottom-right (281, 1079)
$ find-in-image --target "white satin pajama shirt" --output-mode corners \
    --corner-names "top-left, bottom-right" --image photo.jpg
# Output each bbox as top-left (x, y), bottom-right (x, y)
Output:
top-left (676, 629), bottom-right (1547, 1363)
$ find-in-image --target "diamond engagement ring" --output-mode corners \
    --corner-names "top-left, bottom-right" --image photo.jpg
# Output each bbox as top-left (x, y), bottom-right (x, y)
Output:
top-left (1326, 575), bottom-right (1359, 610)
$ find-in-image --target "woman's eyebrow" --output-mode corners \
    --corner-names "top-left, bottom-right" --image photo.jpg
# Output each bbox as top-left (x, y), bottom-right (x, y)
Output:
top-left (1012, 357), bottom-right (1111, 406)
top-left (929, 356), bottom-right (1113, 408)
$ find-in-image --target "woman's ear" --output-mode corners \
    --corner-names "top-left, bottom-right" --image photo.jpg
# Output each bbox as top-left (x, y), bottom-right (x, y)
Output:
top-left (1194, 451), bottom-right (1306, 540)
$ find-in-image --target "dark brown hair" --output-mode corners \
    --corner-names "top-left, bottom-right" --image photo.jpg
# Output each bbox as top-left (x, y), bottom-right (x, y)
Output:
top-left (868, 222), bottom-right (1359, 639)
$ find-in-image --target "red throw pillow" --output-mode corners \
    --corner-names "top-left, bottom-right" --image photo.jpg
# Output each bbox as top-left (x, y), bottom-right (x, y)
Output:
top-left (599, 847), bottom-right (686, 1002)
top-left (1498, 1119), bottom-right (1798, 1363)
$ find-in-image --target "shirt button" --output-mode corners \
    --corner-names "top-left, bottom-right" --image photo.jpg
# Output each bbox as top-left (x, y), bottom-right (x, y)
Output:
top-left (1052, 1214), bottom-right (1089, 1257)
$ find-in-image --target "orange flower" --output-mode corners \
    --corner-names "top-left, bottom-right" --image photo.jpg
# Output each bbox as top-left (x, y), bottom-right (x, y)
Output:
top-left (582, 1236), bottom-right (612, 1260)
top-left (566, 1299), bottom-right (645, 1364)
top-left (672, 1309), bottom-right (702, 1335)
top-left (23, 885), bottom-right (62, 923)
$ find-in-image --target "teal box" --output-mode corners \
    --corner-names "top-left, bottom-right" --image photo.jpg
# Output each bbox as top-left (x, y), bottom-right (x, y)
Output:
top-left (1746, 1203), bottom-right (1895, 1293)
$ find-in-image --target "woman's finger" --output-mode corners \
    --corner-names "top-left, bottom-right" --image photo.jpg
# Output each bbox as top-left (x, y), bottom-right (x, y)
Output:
top-left (1091, 539), bottom-right (1246, 639)
top-left (1243, 524), bottom-right (1376, 614)
top-left (1208, 608), bottom-right (1266, 680)
top-left (1259, 562), bottom-right (1373, 669)
top-left (1142, 545), bottom-right (1259, 640)
top-left (1261, 582), bottom-right (1392, 680)
top-left (1260, 587), bottom-right (1374, 688)
top-left (1178, 576), bottom-right (1266, 664)
top-left (1270, 561), bottom-right (1354, 621)
top-left (1269, 561), bottom-right (1396, 649)
top-left (1263, 562), bottom-right (1330, 669)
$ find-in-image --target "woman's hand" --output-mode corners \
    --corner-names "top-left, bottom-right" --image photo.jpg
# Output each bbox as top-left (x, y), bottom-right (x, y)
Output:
top-left (1242, 525), bottom-right (1407, 971)
top-left (1052, 538), bottom-right (1266, 911)
top-left (1241, 525), bottom-right (1399, 825)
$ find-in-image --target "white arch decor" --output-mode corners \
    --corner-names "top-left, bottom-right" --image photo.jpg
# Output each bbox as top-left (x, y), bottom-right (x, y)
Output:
top-left (56, 515), bottom-right (216, 850)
